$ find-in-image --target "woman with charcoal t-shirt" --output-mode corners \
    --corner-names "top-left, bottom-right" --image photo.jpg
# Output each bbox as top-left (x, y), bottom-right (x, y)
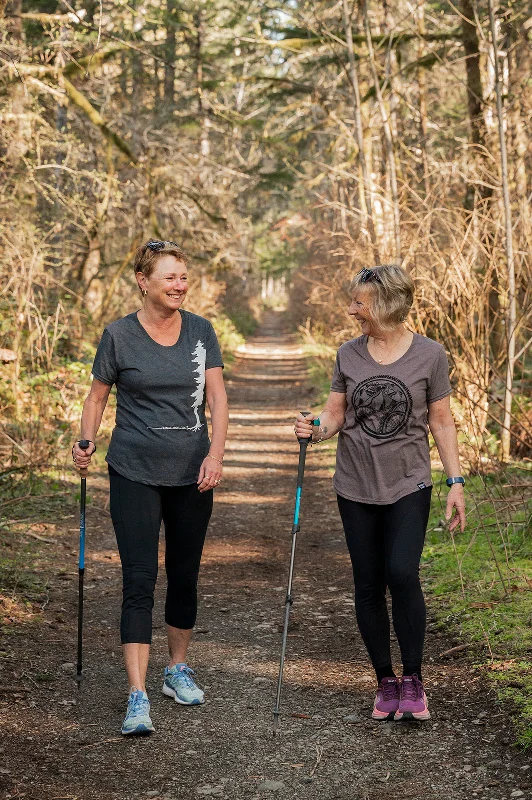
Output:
top-left (294, 264), bottom-right (466, 722)
top-left (72, 240), bottom-right (228, 735)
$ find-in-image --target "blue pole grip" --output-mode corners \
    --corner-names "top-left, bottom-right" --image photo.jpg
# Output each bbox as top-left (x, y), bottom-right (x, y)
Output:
top-left (293, 486), bottom-right (302, 526)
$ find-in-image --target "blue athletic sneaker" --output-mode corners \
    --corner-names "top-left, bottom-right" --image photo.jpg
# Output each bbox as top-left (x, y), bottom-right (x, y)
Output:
top-left (162, 663), bottom-right (205, 705)
top-left (121, 688), bottom-right (155, 735)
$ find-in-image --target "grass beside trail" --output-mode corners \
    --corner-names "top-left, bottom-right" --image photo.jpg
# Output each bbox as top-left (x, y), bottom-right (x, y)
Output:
top-left (303, 339), bottom-right (532, 749)
top-left (426, 473), bottom-right (532, 749)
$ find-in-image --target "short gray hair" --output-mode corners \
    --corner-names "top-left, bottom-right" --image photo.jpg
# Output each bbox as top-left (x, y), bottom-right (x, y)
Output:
top-left (349, 264), bottom-right (414, 330)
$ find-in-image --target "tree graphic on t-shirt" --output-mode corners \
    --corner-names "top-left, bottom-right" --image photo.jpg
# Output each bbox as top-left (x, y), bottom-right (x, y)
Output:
top-left (189, 339), bottom-right (206, 431)
top-left (147, 339), bottom-right (206, 431)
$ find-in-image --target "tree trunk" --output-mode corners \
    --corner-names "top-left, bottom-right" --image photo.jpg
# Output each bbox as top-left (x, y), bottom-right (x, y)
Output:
top-left (192, 9), bottom-right (210, 158)
top-left (164, 0), bottom-right (178, 104)
top-left (4, 0), bottom-right (22, 36)
top-left (416, 0), bottom-right (430, 194)
top-left (78, 145), bottom-right (115, 313)
top-left (488, 0), bottom-right (516, 462)
top-left (362, 0), bottom-right (401, 261)
top-left (341, 0), bottom-right (379, 261)
top-left (460, 0), bottom-right (486, 147)
top-left (460, 0), bottom-right (492, 208)
top-left (504, 13), bottom-right (532, 239)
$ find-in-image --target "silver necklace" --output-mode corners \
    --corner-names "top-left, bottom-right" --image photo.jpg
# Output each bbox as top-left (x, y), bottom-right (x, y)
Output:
top-left (373, 335), bottom-right (403, 364)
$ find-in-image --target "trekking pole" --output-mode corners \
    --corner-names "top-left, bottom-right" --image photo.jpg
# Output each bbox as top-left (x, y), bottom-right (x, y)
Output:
top-left (273, 411), bottom-right (315, 735)
top-left (76, 440), bottom-right (90, 687)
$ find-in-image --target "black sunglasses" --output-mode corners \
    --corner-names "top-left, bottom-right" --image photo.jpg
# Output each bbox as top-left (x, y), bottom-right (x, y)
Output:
top-left (144, 239), bottom-right (180, 252)
top-left (357, 267), bottom-right (382, 285)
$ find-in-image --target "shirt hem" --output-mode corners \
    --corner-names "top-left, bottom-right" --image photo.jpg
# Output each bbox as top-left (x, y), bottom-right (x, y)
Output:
top-left (91, 371), bottom-right (114, 386)
top-left (334, 481), bottom-right (432, 505)
top-left (106, 455), bottom-right (202, 488)
top-left (427, 388), bottom-right (452, 403)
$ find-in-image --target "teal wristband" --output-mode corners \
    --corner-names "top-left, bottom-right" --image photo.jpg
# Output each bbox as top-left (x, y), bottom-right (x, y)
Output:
top-left (446, 476), bottom-right (465, 487)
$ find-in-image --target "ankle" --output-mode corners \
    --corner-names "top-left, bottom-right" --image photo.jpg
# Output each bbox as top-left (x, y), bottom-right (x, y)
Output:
top-left (129, 685), bottom-right (147, 695)
top-left (375, 665), bottom-right (396, 684)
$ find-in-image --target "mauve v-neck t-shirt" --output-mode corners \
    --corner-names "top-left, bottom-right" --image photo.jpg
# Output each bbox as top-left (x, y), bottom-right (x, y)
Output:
top-left (330, 333), bottom-right (451, 505)
top-left (91, 310), bottom-right (223, 486)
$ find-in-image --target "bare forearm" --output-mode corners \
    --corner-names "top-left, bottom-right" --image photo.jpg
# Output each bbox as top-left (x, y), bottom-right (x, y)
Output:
top-left (312, 408), bottom-right (344, 442)
top-left (208, 395), bottom-right (228, 460)
top-left (430, 423), bottom-right (461, 476)
top-left (295, 391), bottom-right (346, 443)
top-left (80, 395), bottom-right (107, 442)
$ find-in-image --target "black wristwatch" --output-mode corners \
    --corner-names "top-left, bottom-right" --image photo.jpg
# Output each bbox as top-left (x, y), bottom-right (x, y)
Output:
top-left (446, 476), bottom-right (465, 487)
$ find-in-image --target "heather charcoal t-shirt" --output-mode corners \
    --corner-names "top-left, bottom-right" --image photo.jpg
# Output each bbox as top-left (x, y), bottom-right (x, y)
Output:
top-left (331, 333), bottom-right (451, 505)
top-left (92, 310), bottom-right (224, 486)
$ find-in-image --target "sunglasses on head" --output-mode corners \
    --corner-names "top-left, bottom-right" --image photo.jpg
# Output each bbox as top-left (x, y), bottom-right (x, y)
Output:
top-left (144, 239), bottom-right (180, 252)
top-left (357, 267), bottom-right (382, 284)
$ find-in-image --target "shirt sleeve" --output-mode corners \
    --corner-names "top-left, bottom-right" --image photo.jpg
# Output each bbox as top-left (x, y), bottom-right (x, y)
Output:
top-left (427, 345), bottom-right (452, 403)
top-left (205, 322), bottom-right (224, 370)
top-left (331, 351), bottom-right (347, 393)
top-left (91, 329), bottom-right (118, 386)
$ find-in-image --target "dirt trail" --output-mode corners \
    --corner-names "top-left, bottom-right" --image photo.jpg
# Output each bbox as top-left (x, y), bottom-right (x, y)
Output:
top-left (1, 311), bottom-right (530, 800)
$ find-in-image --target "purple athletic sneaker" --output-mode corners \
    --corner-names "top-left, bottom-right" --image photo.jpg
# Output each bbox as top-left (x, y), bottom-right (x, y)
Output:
top-left (394, 675), bottom-right (430, 721)
top-left (371, 677), bottom-right (399, 720)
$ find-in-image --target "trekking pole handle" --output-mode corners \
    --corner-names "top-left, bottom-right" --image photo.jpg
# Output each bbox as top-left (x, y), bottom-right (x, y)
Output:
top-left (78, 439), bottom-right (91, 478)
top-left (297, 411), bottom-right (314, 445)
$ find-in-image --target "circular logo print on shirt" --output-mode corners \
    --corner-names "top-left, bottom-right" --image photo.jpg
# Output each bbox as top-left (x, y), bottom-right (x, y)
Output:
top-left (352, 375), bottom-right (412, 439)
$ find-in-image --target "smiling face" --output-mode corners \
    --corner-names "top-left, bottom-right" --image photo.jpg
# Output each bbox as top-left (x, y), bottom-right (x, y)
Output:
top-left (137, 255), bottom-right (188, 312)
top-left (348, 286), bottom-right (377, 336)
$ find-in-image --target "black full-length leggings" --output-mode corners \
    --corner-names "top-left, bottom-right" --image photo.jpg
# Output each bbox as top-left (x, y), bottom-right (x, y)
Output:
top-left (337, 488), bottom-right (431, 678)
top-left (109, 466), bottom-right (213, 644)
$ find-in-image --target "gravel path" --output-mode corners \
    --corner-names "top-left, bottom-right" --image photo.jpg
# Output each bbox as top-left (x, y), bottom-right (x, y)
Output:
top-left (1, 311), bottom-right (530, 800)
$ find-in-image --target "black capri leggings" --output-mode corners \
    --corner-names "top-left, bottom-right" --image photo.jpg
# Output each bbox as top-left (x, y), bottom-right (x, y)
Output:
top-left (337, 488), bottom-right (431, 679)
top-left (109, 466), bottom-right (213, 644)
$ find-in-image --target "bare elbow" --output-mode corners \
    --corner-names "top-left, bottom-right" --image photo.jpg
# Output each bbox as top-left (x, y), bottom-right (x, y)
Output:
top-left (86, 382), bottom-right (111, 409)
top-left (428, 411), bottom-right (454, 436)
top-left (207, 388), bottom-right (227, 412)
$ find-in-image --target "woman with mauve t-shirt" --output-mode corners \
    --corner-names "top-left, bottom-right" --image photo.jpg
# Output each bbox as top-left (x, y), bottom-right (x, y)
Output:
top-left (295, 264), bottom-right (466, 722)
top-left (72, 240), bottom-right (228, 735)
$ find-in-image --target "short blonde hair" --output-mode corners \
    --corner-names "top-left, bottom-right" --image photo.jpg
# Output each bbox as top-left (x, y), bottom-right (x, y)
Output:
top-left (350, 264), bottom-right (414, 330)
top-left (133, 240), bottom-right (189, 279)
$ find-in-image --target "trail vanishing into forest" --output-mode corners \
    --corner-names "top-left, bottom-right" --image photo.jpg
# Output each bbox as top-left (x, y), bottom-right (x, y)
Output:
top-left (1, 312), bottom-right (530, 800)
